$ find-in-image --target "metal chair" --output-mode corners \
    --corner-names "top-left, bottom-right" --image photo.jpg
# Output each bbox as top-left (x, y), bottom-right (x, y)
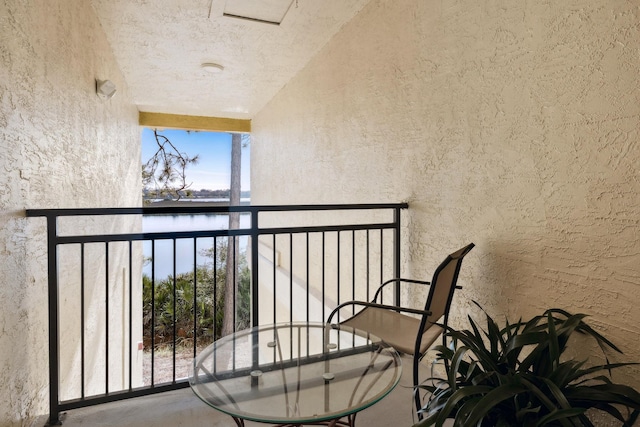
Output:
top-left (326, 243), bottom-right (475, 416)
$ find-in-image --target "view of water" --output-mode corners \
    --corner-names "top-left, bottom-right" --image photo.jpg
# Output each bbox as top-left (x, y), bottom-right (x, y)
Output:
top-left (142, 213), bottom-right (251, 279)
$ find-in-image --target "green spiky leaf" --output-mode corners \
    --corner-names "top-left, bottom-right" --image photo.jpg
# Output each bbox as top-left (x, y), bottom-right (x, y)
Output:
top-left (414, 303), bottom-right (640, 427)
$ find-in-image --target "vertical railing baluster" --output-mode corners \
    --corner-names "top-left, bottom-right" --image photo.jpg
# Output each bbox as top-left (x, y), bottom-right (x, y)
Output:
top-left (337, 231), bottom-right (341, 313)
top-left (232, 235), bottom-right (237, 332)
top-left (172, 239), bottom-right (177, 382)
top-left (289, 232), bottom-right (293, 325)
top-left (321, 232), bottom-right (326, 322)
top-left (366, 230), bottom-right (370, 301)
top-left (250, 209), bottom-right (260, 385)
top-left (305, 232), bottom-right (309, 324)
top-left (351, 230), bottom-right (356, 348)
top-left (272, 234), bottom-right (276, 325)
top-left (393, 207), bottom-right (401, 307)
top-left (289, 317), bottom-right (293, 361)
top-left (105, 242), bottom-right (109, 394)
top-left (352, 230), bottom-right (355, 315)
top-left (379, 229), bottom-right (384, 304)
top-left (213, 236), bottom-right (218, 343)
top-left (128, 240), bottom-right (133, 391)
top-left (80, 243), bottom-right (85, 399)
top-left (150, 240), bottom-right (155, 386)
top-left (193, 238), bottom-right (197, 358)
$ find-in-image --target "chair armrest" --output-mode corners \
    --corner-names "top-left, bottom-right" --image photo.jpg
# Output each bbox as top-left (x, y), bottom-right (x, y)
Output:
top-left (372, 278), bottom-right (462, 302)
top-left (326, 300), bottom-right (432, 326)
top-left (372, 278), bottom-right (431, 303)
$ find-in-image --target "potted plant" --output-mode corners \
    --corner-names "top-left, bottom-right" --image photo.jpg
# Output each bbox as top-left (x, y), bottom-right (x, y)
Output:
top-left (414, 303), bottom-right (640, 427)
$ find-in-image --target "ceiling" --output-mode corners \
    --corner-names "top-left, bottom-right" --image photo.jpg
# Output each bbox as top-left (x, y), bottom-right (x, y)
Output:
top-left (91, 0), bottom-right (372, 120)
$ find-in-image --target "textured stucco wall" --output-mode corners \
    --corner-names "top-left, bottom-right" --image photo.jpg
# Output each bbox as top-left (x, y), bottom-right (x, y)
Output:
top-left (0, 0), bottom-right (141, 425)
top-left (251, 0), bottom-right (640, 415)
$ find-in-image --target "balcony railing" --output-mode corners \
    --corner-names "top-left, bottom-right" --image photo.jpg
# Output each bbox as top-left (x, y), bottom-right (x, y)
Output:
top-left (26, 203), bottom-right (408, 425)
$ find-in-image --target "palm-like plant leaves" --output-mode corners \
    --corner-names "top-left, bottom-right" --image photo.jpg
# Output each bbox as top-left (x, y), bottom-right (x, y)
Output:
top-left (414, 303), bottom-right (640, 427)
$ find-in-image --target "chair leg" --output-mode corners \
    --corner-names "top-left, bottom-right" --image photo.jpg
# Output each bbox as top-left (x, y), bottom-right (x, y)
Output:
top-left (413, 354), bottom-right (423, 420)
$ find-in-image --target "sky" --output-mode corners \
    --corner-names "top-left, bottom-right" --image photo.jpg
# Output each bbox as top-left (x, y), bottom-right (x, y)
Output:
top-left (141, 128), bottom-right (251, 191)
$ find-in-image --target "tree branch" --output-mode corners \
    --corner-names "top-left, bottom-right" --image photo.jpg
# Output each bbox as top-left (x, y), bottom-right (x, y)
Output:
top-left (142, 129), bottom-right (199, 201)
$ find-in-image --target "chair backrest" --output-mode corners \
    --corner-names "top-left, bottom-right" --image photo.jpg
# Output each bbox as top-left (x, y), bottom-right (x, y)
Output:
top-left (418, 243), bottom-right (475, 337)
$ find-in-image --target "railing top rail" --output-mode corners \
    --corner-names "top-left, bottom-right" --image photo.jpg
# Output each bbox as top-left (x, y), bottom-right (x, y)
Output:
top-left (56, 221), bottom-right (401, 245)
top-left (26, 203), bottom-right (409, 218)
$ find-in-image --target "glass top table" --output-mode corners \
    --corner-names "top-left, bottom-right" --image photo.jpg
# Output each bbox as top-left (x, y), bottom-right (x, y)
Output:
top-left (189, 322), bottom-right (402, 426)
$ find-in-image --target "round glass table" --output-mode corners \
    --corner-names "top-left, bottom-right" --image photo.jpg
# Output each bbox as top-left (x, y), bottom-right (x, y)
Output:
top-left (189, 322), bottom-right (402, 426)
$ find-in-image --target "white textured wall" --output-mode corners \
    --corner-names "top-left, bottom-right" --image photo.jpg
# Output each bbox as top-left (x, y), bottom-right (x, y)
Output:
top-left (251, 0), bottom-right (640, 413)
top-left (0, 0), bottom-right (141, 425)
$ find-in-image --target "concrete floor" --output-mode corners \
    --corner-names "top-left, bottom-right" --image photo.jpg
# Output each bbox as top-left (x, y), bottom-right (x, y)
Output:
top-left (57, 356), bottom-right (431, 427)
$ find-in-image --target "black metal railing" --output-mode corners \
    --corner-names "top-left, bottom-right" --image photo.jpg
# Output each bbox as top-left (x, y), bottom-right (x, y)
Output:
top-left (26, 203), bottom-right (407, 425)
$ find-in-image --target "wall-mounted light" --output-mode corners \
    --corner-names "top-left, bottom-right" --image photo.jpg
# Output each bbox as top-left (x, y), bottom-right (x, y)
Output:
top-left (96, 79), bottom-right (117, 99)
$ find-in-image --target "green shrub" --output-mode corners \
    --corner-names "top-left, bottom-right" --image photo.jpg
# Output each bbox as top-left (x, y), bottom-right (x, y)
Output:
top-left (142, 243), bottom-right (250, 349)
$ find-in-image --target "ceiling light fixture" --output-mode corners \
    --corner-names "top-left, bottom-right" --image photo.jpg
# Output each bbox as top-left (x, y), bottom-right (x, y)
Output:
top-left (201, 63), bottom-right (224, 74)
